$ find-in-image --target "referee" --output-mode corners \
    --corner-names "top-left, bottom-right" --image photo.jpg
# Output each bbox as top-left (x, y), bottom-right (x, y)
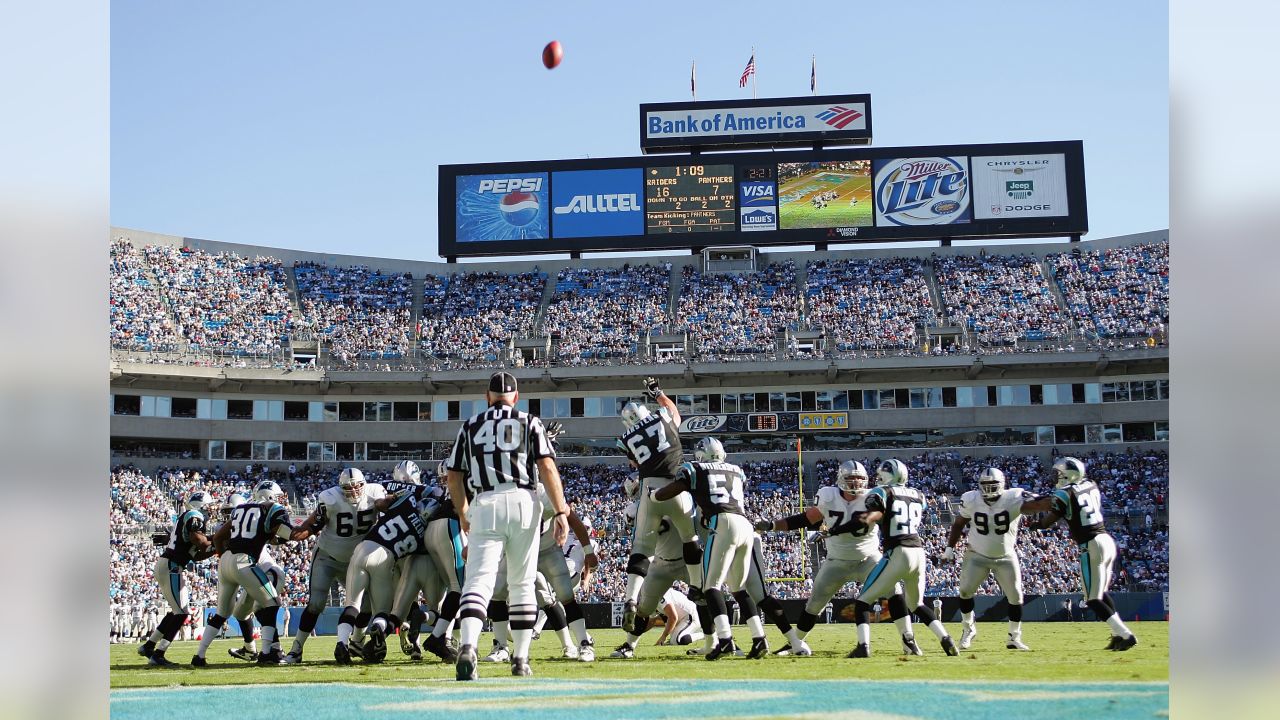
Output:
top-left (445, 371), bottom-right (570, 680)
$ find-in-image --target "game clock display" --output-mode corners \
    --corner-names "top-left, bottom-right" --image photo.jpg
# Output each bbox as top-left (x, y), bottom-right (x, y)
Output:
top-left (747, 413), bottom-right (780, 432)
top-left (645, 164), bottom-right (736, 233)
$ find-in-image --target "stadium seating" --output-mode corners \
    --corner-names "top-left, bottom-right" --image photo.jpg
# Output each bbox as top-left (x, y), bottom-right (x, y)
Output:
top-left (1049, 243), bottom-right (1169, 339)
top-left (293, 262), bottom-right (414, 361)
top-left (804, 257), bottom-right (938, 351)
top-left (677, 261), bottom-right (802, 359)
top-left (934, 252), bottom-right (1074, 345)
top-left (110, 238), bottom-right (184, 352)
top-left (540, 264), bottom-right (671, 364)
top-left (417, 269), bottom-right (546, 367)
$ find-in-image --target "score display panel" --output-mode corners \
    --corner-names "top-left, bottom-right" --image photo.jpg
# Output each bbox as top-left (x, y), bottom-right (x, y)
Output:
top-left (438, 140), bottom-right (1087, 257)
top-left (645, 164), bottom-right (736, 233)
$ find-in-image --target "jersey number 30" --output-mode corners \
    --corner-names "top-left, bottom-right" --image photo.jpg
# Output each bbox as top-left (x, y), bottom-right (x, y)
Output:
top-left (229, 507), bottom-right (261, 539)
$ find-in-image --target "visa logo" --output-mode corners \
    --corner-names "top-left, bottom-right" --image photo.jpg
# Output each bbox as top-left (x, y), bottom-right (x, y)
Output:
top-left (742, 184), bottom-right (775, 199)
top-left (477, 178), bottom-right (543, 193)
top-left (554, 194), bottom-right (641, 214)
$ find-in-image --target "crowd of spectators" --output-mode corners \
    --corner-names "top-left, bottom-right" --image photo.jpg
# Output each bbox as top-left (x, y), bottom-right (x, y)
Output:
top-left (417, 270), bottom-right (546, 365)
top-left (1049, 243), bottom-right (1169, 339)
top-left (804, 257), bottom-right (938, 351)
top-left (540, 264), bottom-right (671, 363)
top-left (110, 238), bottom-right (184, 352)
top-left (143, 245), bottom-right (293, 355)
top-left (677, 261), bottom-right (802, 358)
top-left (293, 262), bottom-right (414, 361)
top-left (934, 253), bottom-right (1074, 345)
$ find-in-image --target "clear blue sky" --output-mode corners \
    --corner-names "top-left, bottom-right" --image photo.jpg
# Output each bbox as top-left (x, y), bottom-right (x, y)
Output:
top-left (111, 0), bottom-right (1167, 261)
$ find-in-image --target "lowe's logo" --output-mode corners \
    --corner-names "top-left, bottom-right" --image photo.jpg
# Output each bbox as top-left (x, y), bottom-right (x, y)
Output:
top-left (815, 105), bottom-right (864, 129)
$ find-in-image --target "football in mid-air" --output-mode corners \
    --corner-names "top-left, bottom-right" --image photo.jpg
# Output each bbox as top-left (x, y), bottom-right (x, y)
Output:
top-left (542, 41), bottom-right (562, 69)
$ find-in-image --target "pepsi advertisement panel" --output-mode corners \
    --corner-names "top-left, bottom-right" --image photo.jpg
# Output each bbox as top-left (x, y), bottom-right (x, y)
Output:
top-left (551, 168), bottom-right (644, 238)
top-left (455, 173), bottom-right (549, 242)
top-left (438, 140), bottom-right (1086, 257)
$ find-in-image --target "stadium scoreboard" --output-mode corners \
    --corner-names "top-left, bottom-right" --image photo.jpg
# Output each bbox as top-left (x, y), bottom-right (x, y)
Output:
top-left (439, 139), bottom-right (1087, 258)
top-left (644, 165), bottom-right (736, 233)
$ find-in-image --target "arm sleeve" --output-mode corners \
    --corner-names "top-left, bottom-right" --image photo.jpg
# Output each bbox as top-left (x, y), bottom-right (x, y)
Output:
top-left (1051, 489), bottom-right (1071, 518)
top-left (446, 424), bottom-right (469, 473)
top-left (678, 462), bottom-right (695, 487)
top-left (527, 416), bottom-right (556, 460)
top-left (864, 487), bottom-right (886, 512)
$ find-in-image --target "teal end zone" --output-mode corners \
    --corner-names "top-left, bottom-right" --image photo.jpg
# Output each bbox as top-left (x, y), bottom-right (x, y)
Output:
top-left (111, 678), bottom-right (1168, 720)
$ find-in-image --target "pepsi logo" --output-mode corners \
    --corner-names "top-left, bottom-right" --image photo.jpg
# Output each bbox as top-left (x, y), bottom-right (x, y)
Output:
top-left (500, 192), bottom-right (541, 227)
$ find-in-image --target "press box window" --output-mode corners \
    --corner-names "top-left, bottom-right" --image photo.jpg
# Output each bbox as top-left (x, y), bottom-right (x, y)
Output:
top-left (114, 395), bottom-right (140, 416)
top-left (170, 397), bottom-right (197, 419)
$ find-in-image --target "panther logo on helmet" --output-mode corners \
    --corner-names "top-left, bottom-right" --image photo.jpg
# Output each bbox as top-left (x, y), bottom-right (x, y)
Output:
top-left (393, 460), bottom-right (422, 486)
top-left (186, 491), bottom-right (210, 513)
top-left (694, 436), bottom-right (726, 463)
top-left (836, 460), bottom-right (869, 493)
top-left (253, 480), bottom-right (287, 504)
top-left (876, 459), bottom-right (909, 487)
top-left (1052, 457), bottom-right (1085, 488)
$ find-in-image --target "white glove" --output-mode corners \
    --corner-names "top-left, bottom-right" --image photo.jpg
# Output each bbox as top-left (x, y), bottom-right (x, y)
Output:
top-left (941, 547), bottom-right (956, 564)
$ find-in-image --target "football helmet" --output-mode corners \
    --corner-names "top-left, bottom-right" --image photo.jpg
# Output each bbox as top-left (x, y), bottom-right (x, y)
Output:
top-left (694, 436), bottom-right (726, 463)
top-left (836, 460), bottom-right (869, 493)
top-left (437, 460), bottom-right (448, 482)
top-left (620, 401), bottom-right (651, 428)
top-left (978, 468), bottom-right (1006, 502)
top-left (393, 460), bottom-right (422, 486)
top-left (1053, 457), bottom-right (1086, 488)
top-left (338, 467), bottom-right (367, 500)
top-left (875, 459), bottom-right (909, 487)
top-left (186, 491), bottom-right (210, 513)
top-left (253, 480), bottom-right (287, 505)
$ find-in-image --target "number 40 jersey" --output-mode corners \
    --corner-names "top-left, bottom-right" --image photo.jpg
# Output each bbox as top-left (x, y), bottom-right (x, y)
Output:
top-left (314, 483), bottom-right (388, 563)
top-left (958, 488), bottom-right (1028, 559)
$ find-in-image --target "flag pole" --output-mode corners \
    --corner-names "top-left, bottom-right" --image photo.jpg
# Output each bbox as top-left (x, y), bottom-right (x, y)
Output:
top-left (752, 46), bottom-right (758, 99)
top-left (811, 54), bottom-right (817, 96)
top-left (796, 437), bottom-right (805, 581)
top-left (691, 59), bottom-right (696, 100)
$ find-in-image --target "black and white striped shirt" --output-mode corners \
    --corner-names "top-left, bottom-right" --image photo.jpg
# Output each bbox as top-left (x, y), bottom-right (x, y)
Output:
top-left (446, 402), bottom-right (555, 495)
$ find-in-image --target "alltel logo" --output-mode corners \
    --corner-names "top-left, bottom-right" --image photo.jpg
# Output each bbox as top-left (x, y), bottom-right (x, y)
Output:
top-left (815, 105), bottom-right (863, 129)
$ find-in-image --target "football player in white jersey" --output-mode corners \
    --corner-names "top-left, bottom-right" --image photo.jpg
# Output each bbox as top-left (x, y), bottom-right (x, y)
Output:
top-left (940, 468), bottom-right (1032, 651)
top-left (283, 468), bottom-right (387, 664)
top-left (652, 586), bottom-right (704, 647)
top-left (755, 459), bottom-right (919, 656)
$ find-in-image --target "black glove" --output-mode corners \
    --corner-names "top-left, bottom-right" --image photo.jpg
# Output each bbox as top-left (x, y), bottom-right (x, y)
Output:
top-left (643, 376), bottom-right (662, 400)
top-left (754, 520), bottom-right (774, 533)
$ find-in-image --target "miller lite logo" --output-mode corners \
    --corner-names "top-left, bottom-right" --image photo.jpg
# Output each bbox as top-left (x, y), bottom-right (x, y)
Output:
top-left (682, 415), bottom-right (727, 433)
top-left (874, 156), bottom-right (971, 226)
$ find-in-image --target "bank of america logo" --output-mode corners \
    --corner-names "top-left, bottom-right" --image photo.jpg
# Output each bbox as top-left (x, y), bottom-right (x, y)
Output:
top-left (815, 105), bottom-right (863, 129)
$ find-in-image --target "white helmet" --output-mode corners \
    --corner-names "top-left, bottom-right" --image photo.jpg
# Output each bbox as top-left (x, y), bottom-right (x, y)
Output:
top-left (253, 480), bottom-right (287, 504)
top-left (836, 460), bottom-right (868, 493)
top-left (876, 459), bottom-right (909, 487)
top-left (1053, 457), bottom-right (1086, 488)
top-left (694, 436), bottom-right (726, 463)
top-left (338, 468), bottom-right (366, 501)
top-left (185, 491), bottom-right (210, 513)
top-left (437, 460), bottom-right (448, 480)
top-left (222, 492), bottom-right (249, 518)
top-left (623, 472), bottom-right (640, 500)
top-left (393, 460), bottom-right (422, 485)
top-left (978, 468), bottom-right (1006, 502)
top-left (620, 401), bottom-right (652, 428)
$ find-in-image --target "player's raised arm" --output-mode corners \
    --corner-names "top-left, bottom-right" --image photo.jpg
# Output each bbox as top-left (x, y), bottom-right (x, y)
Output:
top-left (645, 376), bottom-right (680, 426)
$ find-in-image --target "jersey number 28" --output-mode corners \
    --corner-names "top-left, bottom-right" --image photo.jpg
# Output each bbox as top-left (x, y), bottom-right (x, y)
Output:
top-left (889, 499), bottom-right (922, 537)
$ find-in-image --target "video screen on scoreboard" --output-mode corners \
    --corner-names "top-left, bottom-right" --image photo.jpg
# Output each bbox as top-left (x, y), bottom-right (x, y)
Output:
top-left (776, 160), bottom-right (873, 229)
top-left (644, 164), bottom-right (736, 233)
top-left (455, 172), bottom-right (550, 242)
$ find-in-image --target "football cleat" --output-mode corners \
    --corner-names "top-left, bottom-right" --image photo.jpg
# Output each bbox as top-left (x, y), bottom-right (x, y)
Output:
top-left (1112, 634), bottom-right (1138, 652)
top-left (686, 646), bottom-right (709, 656)
top-left (1007, 633), bottom-right (1030, 651)
top-left (746, 637), bottom-right (769, 659)
top-left (334, 641), bottom-right (352, 665)
top-left (136, 642), bottom-right (155, 659)
top-left (256, 650), bottom-right (283, 666)
top-left (424, 633), bottom-right (459, 663)
top-left (456, 644), bottom-right (478, 682)
top-left (347, 638), bottom-right (365, 660)
top-left (399, 624), bottom-right (414, 656)
top-left (228, 647), bottom-right (258, 662)
top-left (281, 651), bottom-right (303, 665)
top-left (941, 636), bottom-right (960, 656)
top-left (482, 645), bottom-right (510, 663)
top-left (511, 658), bottom-right (532, 677)
top-left (792, 640), bottom-right (813, 656)
top-left (610, 643), bottom-right (636, 659)
top-left (578, 639), bottom-right (595, 662)
top-left (847, 643), bottom-right (870, 658)
top-left (1105, 635), bottom-right (1122, 650)
top-left (621, 600), bottom-right (637, 633)
top-left (148, 652), bottom-right (178, 667)
top-left (561, 644), bottom-right (579, 660)
top-left (190, 655), bottom-right (208, 668)
top-left (773, 642), bottom-right (793, 656)
top-left (705, 637), bottom-right (735, 661)
top-left (902, 634), bottom-right (925, 656)
top-left (959, 624), bottom-right (977, 650)
top-left (365, 625), bottom-right (387, 663)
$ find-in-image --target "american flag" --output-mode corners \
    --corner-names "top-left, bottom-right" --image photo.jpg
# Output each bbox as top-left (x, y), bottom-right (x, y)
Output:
top-left (739, 53), bottom-right (755, 88)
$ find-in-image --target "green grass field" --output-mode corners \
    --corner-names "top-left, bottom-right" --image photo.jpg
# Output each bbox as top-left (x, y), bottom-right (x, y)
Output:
top-left (777, 172), bottom-right (874, 229)
top-left (110, 622), bottom-right (1166, 689)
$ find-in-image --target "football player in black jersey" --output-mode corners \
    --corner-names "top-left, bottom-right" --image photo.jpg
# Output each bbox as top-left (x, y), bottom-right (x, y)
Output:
top-left (617, 377), bottom-right (703, 632)
top-left (138, 491), bottom-right (215, 666)
top-left (1023, 456), bottom-right (1138, 650)
top-left (837, 459), bottom-right (958, 658)
top-left (654, 437), bottom-right (765, 660)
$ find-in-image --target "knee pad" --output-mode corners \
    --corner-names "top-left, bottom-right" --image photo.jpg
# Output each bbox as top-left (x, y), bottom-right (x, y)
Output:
top-left (542, 603), bottom-right (568, 631)
top-left (488, 600), bottom-right (509, 622)
top-left (298, 608), bottom-right (320, 633)
top-left (686, 586), bottom-right (704, 604)
top-left (888, 594), bottom-right (910, 620)
top-left (355, 610), bottom-right (372, 627)
top-left (338, 607), bottom-right (359, 627)
top-left (797, 611), bottom-right (818, 633)
top-left (958, 596), bottom-right (975, 613)
top-left (207, 614), bottom-right (226, 629)
top-left (626, 554), bottom-right (651, 577)
top-left (439, 591), bottom-right (461, 621)
top-left (915, 604), bottom-right (937, 625)
top-left (682, 542), bottom-right (703, 566)
top-left (732, 591), bottom-right (759, 618)
top-left (1086, 599), bottom-right (1114, 621)
top-left (564, 601), bottom-right (583, 624)
top-left (629, 614), bottom-right (650, 636)
top-left (1009, 604), bottom-right (1023, 622)
top-left (254, 606), bottom-right (278, 629)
